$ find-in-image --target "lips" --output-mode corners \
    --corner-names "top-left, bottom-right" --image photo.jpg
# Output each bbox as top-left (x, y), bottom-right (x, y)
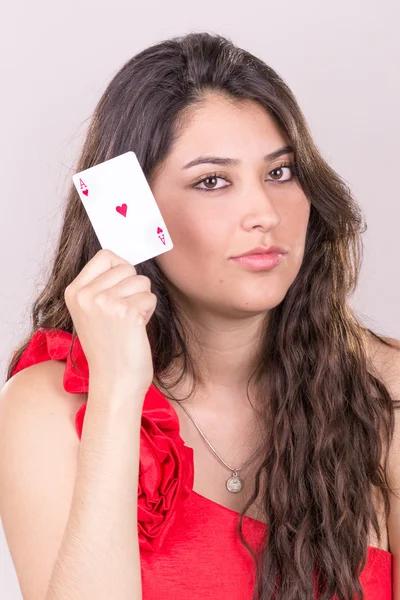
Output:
top-left (230, 251), bottom-right (285, 272)
top-left (232, 245), bottom-right (287, 259)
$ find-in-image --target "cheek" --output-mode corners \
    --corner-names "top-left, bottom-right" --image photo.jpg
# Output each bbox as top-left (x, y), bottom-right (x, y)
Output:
top-left (165, 204), bottom-right (226, 259)
top-left (155, 213), bottom-right (224, 287)
top-left (278, 195), bottom-right (310, 267)
top-left (284, 194), bottom-right (310, 241)
top-left (152, 189), bottom-right (229, 291)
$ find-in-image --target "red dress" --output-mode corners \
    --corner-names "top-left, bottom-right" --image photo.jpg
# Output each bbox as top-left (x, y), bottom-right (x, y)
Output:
top-left (11, 328), bottom-right (393, 599)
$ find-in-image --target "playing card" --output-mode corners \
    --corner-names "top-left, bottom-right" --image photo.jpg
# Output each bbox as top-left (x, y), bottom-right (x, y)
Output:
top-left (72, 151), bottom-right (173, 266)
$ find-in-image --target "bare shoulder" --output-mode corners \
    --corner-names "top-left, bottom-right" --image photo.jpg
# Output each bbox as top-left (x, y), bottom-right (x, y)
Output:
top-left (365, 332), bottom-right (400, 576)
top-left (0, 360), bottom-right (86, 600)
top-left (365, 331), bottom-right (400, 401)
top-left (0, 358), bottom-right (86, 417)
top-left (0, 359), bottom-right (86, 455)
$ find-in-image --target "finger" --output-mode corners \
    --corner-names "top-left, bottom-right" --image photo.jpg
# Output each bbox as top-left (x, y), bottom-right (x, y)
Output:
top-left (124, 292), bottom-right (158, 322)
top-left (67, 249), bottom-right (135, 290)
top-left (82, 265), bottom-right (148, 297)
top-left (101, 274), bottom-right (152, 299)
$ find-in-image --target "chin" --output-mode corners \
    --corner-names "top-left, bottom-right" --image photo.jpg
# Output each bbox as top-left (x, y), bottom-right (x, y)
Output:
top-left (233, 284), bottom-right (288, 309)
top-left (231, 295), bottom-right (287, 316)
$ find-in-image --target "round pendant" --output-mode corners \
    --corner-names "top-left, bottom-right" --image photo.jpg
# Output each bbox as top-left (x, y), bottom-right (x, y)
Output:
top-left (226, 473), bottom-right (243, 493)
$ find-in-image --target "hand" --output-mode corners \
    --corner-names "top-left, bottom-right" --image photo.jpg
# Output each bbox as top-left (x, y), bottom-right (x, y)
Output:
top-left (64, 249), bottom-right (157, 396)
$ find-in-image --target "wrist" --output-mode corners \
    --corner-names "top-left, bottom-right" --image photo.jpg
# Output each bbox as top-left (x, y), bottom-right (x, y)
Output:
top-left (87, 375), bottom-right (147, 412)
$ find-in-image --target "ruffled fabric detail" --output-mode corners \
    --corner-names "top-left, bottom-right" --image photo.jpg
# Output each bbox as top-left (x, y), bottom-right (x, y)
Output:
top-left (11, 327), bottom-right (194, 552)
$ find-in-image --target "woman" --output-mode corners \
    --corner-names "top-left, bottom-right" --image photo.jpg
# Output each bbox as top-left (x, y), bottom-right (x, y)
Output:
top-left (0, 31), bottom-right (399, 600)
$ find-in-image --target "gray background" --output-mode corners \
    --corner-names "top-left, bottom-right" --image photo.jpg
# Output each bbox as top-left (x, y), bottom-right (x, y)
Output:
top-left (1, 1), bottom-right (399, 597)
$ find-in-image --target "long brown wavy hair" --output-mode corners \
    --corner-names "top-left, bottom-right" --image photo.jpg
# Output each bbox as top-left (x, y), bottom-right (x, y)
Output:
top-left (5, 32), bottom-right (400, 600)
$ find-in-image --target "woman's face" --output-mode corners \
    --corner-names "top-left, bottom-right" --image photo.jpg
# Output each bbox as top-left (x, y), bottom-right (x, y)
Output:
top-left (151, 93), bottom-right (311, 319)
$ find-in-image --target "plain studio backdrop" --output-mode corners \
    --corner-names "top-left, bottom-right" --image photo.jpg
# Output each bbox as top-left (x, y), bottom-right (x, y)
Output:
top-left (0, 1), bottom-right (399, 597)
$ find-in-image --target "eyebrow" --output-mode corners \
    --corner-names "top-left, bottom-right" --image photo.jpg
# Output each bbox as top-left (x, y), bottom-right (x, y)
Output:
top-left (181, 145), bottom-right (294, 170)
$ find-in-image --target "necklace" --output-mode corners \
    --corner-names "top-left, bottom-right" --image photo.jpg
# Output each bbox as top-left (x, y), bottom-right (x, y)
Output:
top-left (172, 400), bottom-right (266, 494)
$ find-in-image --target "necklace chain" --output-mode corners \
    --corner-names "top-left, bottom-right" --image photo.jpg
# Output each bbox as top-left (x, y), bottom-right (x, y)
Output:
top-left (172, 399), bottom-right (266, 493)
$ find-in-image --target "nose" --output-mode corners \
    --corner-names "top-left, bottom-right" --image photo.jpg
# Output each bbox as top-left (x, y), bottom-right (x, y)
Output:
top-left (240, 183), bottom-right (281, 232)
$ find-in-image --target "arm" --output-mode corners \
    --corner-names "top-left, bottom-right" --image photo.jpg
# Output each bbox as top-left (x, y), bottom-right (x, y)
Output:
top-left (370, 336), bottom-right (400, 598)
top-left (388, 413), bottom-right (400, 600)
top-left (0, 360), bottom-right (144, 600)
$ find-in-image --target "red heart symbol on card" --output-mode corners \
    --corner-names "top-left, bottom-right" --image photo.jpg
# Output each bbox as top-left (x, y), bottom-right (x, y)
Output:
top-left (82, 189), bottom-right (88, 196)
top-left (116, 203), bottom-right (128, 217)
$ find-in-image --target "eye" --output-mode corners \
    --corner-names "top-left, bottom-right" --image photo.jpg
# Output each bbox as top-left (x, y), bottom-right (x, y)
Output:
top-left (193, 174), bottom-right (230, 192)
top-left (267, 162), bottom-right (296, 183)
top-left (192, 162), bottom-right (297, 192)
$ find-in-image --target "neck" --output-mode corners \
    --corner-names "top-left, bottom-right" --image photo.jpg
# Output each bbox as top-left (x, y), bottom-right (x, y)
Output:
top-left (160, 307), bottom-right (268, 415)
